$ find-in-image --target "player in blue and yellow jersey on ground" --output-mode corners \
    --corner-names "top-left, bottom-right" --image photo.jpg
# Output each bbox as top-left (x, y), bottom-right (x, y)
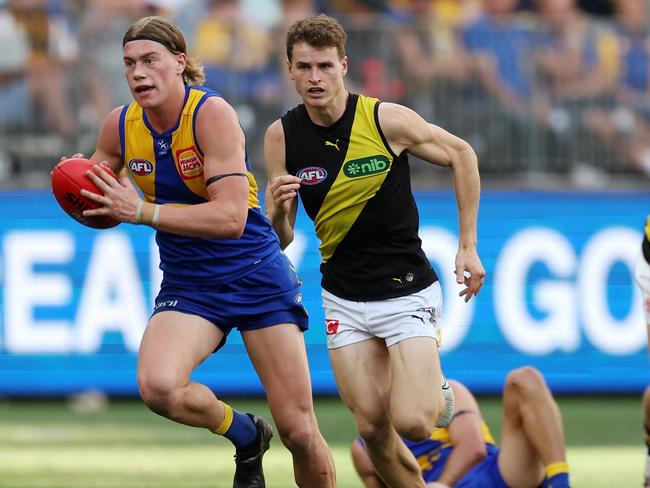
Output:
top-left (635, 216), bottom-right (650, 487)
top-left (352, 366), bottom-right (570, 488)
top-left (60, 16), bottom-right (336, 488)
top-left (265, 14), bottom-right (485, 488)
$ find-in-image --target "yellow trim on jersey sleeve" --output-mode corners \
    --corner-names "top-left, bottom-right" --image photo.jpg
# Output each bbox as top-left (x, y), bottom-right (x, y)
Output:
top-left (645, 216), bottom-right (650, 241)
top-left (430, 419), bottom-right (495, 445)
top-left (182, 88), bottom-right (259, 208)
top-left (314, 97), bottom-right (391, 263)
top-left (247, 172), bottom-right (260, 208)
top-left (123, 103), bottom-right (157, 203)
top-left (172, 88), bottom-right (210, 200)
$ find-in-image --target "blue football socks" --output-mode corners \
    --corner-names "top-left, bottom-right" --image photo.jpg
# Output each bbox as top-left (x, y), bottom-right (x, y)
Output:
top-left (212, 403), bottom-right (258, 448)
top-left (545, 462), bottom-right (570, 488)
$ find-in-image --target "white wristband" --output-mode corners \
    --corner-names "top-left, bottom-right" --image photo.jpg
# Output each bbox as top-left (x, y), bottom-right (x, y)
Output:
top-left (152, 204), bottom-right (160, 228)
top-left (134, 201), bottom-right (144, 224)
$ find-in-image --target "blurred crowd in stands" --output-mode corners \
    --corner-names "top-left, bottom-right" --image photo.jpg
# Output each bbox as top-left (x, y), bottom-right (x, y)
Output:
top-left (1, 0), bottom-right (650, 188)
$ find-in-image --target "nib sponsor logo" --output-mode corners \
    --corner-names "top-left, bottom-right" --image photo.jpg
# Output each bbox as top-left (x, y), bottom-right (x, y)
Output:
top-left (343, 155), bottom-right (390, 178)
top-left (325, 319), bottom-right (339, 335)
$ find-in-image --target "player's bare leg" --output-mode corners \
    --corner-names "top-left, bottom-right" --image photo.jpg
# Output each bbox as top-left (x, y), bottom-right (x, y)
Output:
top-left (244, 324), bottom-right (336, 487)
top-left (642, 386), bottom-right (650, 487)
top-left (138, 312), bottom-right (272, 487)
top-left (137, 311), bottom-right (230, 428)
top-left (498, 366), bottom-right (569, 488)
top-left (351, 439), bottom-right (388, 488)
top-left (330, 338), bottom-right (425, 488)
top-left (388, 337), bottom-right (446, 440)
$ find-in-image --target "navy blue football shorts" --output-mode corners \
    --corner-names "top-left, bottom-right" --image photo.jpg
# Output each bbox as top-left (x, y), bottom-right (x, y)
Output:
top-left (151, 252), bottom-right (308, 349)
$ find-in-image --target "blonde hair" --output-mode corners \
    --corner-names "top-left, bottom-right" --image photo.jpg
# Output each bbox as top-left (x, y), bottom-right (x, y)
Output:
top-left (123, 16), bottom-right (205, 86)
top-left (286, 14), bottom-right (347, 62)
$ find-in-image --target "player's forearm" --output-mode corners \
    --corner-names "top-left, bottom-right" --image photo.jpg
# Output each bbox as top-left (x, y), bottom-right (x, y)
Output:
top-left (451, 146), bottom-right (480, 249)
top-left (436, 445), bottom-right (486, 485)
top-left (267, 211), bottom-right (294, 249)
top-left (264, 186), bottom-right (296, 249)
top-left (138, 201), bottom-right (247, 239)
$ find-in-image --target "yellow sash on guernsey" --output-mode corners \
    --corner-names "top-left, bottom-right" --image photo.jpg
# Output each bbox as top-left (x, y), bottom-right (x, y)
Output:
top-left (314, 96), bottom-right (392, 263)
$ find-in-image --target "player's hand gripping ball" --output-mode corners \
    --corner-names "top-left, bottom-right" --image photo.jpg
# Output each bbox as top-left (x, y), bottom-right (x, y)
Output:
top-left (51, 158), bottom-right (120, 229)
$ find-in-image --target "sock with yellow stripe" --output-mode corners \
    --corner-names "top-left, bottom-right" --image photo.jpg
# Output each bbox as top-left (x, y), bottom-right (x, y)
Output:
top-left (211, 403), bottom-right (257, 448)
top-left (545, 462), bottom-right (570, 487)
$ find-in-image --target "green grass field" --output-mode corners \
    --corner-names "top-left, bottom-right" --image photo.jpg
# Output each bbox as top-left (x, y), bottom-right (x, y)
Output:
top-left (0, 396), bottom-right (644, 487)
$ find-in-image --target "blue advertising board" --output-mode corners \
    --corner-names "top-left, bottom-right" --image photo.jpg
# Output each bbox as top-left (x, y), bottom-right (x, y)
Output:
top-left (0, 190), bottom-right (648, 396)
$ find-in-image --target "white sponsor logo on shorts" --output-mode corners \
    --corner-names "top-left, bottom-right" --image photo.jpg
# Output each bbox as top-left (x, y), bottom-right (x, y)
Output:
top-left (154, 300), bottom-right (178, 309)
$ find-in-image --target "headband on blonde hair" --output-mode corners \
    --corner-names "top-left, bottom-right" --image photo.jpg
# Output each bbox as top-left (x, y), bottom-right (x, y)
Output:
top-left (122, 33), bottom-right (182, 53)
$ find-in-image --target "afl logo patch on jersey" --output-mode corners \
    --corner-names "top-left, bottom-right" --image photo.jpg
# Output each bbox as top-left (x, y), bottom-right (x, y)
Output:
top-left (175, 146), bottom-right (204, 180)
top-left (297, 166), bottom-right (328, 185)
top-left (128, 158), bottom-right (154, 176)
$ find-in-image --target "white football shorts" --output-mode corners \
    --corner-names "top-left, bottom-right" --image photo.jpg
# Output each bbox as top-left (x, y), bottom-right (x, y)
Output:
top-left (322, 281), bottom-right (443, 350)
top-left (634, 251), bottom-right (650, 324)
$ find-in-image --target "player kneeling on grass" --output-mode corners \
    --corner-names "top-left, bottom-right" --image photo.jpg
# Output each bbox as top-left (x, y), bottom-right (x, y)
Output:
top-left (351, 366), bottom-right (570, 488)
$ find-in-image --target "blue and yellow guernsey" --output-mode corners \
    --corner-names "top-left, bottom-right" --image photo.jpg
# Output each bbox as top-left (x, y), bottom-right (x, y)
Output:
top-left (119, 85), bottom-right (279, 285)
top-left (406, 420), bottom-right (498, 481)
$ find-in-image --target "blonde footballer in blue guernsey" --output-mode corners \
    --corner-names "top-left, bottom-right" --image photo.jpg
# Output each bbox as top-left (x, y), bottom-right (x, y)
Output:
top-left (58, 15), bottom-right (335, 488)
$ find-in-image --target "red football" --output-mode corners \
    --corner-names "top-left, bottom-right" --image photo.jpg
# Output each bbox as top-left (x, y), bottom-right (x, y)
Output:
top-left (51, 158), bottom-right (120, 229)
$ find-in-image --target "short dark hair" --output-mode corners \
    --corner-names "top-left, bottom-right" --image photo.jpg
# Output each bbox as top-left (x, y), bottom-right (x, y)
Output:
top-left (286, 14), bottom-right (347, 62)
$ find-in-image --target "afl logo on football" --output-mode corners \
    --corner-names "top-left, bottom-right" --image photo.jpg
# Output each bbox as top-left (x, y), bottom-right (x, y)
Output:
top-left (128, 159), bottom-right (153, 176)
top-left (297, 166), bottom-right (327, 185)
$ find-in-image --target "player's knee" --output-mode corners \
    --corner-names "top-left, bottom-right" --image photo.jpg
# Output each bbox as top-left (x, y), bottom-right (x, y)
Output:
top-left (356, 415), bottom-right (392, 445)
top-left (505, 366), bottom-right (546, 400)
top-left (137, 373), bottom-right (178, 416)
top-left (393, 413), bottom-right (434, 442)
top-left (277, 415), bottom-right (318, 453)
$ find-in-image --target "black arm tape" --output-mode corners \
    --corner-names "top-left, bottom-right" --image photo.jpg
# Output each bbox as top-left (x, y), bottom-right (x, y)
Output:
top-left (205, 172), bottom-right (248, 187)
top-left (451, 409), bottom-right (477, 421)
top-left (643, 232), bottom-right (650, 265)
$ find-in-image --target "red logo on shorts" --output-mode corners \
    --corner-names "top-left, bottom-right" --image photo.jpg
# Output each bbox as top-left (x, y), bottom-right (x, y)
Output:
top-left (645, 297), bottom-right (650, 313)
top-left (325, 319), bottom-right (339, 335)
